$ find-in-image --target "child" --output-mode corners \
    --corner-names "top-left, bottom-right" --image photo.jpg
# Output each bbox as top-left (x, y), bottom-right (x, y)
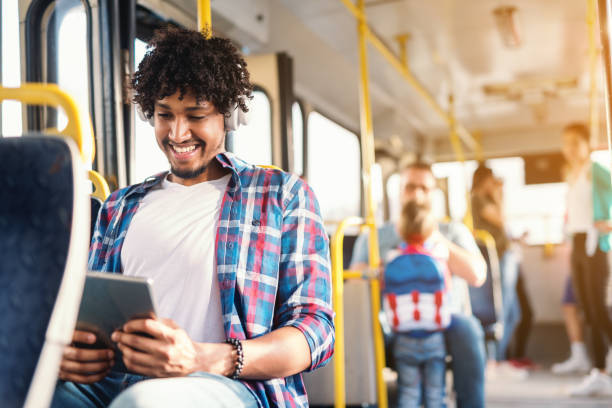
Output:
top-left (383, 201), bottom-right (451, 407)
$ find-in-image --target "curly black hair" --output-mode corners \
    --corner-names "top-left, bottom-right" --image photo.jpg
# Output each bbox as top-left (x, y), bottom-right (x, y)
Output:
top-left (132, 26), bottom-right (253, 119)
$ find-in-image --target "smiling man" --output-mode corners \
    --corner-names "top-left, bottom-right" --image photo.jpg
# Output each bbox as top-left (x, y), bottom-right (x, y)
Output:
top-left (51, 27), bottom-right (334, 408)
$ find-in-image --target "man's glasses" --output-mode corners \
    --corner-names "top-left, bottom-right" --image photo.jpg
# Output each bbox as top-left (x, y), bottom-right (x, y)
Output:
top-left (404, 183), bottom-right (434, 193)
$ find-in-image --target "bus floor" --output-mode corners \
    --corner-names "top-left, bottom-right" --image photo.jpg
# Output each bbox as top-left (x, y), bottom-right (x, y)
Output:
top-left (383, 324), bottom-right (612, 407)
top-left (382, 370), bottom-right (612, 407)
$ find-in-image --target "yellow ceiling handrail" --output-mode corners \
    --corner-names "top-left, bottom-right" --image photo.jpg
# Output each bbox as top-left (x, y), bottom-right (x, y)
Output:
top-left (88, 170), bottom-right (110, 201)
top-left (337, 0), bottom-right (478, 152)
top-left (0, 84), bottom-right (95, 164)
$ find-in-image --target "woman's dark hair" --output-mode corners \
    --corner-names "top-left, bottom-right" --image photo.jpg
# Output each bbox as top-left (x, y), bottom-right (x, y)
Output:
top-left (563, 122), bottom-right (590, 143)
top-left (471, 163), bottom-right (494, 192)
top-left (132, 26), bottom-right (253, 118)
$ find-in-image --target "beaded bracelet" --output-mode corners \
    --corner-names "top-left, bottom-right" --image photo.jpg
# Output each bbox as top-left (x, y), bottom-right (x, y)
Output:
top-left (226, 338), bottom-right (244, 379)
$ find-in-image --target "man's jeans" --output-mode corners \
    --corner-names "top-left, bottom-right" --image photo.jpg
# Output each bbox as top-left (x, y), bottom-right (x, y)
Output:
top-left (394, 332), bottom-right (446, 408)
top-left (445, 314), bottom-right (486, 408)
top-left (50, 371), bottom-right (258, 408)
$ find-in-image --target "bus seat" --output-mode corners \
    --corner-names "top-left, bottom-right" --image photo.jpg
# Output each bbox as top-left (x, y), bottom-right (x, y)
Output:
top-left (303, 279), bottom-right (378, 406)
top-left (342, 234), bottom-right (359, 270)
top-left (0, 136), bottom-right (89, 408)
top-left (469, 241), bottom-right (504, 341)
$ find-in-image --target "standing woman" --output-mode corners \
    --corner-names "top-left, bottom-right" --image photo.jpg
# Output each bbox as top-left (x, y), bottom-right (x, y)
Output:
top-left (562, 122), bottom-right (612, 397)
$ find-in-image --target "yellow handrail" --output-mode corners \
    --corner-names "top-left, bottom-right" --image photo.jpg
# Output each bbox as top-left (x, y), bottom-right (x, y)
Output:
top-left (198, 0), bottom-right (212, 37)
top-left (0, 84), bottom-right (94, 164)
top-left (88, 170), bottom-right (110, 201)
top-left (331, 216), bottom-right (387, 408)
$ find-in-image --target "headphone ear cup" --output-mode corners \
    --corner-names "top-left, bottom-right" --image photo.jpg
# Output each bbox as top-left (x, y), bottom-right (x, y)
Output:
top-left (224, 105), bottom-right (239, 132)
top-left (137, 105), bottom-right (155, 127)
top-left (224, 99), bottom-right (251, 132)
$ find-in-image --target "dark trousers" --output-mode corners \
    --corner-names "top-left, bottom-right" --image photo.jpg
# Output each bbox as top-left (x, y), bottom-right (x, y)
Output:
top-left (571, 233), bottom-right (612, 369)
top-left (509, 269), bottom-right (533, 359)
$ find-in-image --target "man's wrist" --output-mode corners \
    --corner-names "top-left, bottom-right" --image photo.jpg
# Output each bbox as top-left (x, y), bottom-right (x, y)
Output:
top-left (194, 342), bottom-right (236, 377)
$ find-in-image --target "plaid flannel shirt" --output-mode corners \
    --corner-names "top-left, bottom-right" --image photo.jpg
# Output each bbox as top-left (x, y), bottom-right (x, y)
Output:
top-left (88, 152), bottom-right (334, 407)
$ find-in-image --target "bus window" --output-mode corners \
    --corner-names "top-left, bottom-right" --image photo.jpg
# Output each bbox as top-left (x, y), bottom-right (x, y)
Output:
top-left (132, 38), bottom-right (169, 182)
top-left (307, 111), bottom-right (360, 221)
top-left (232, 90), bottom-right (272, 165)
top-left (1, 0), bottom-right (22, 136)
top-left (292, 101), bottom-right (304, 176)
top-left (56, 2), bottom-right (90, 132)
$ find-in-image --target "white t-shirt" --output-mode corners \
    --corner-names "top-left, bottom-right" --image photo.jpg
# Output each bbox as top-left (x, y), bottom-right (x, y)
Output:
top-left (567, 167), bottom-right (593, 234)
top-left (121, 174), bottom-right (231, 343)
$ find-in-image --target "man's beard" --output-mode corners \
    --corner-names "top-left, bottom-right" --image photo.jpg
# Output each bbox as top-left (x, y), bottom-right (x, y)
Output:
top-left (164, 138), bottom-right (211, 179)
top-left (170, 162), bottom-right (209, 179)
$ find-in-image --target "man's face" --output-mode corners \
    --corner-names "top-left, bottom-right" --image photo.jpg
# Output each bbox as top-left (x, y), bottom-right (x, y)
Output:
top-left (154, 91), bottom-right (226, 185)
top-left (400, 168), bottom-right (436, 207)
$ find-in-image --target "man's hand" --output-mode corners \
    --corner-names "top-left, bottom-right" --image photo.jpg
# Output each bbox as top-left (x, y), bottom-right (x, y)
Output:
top-left (111, 318), bottom-right (234, 378)
top-left (58, 330), bottom-right (114, 384)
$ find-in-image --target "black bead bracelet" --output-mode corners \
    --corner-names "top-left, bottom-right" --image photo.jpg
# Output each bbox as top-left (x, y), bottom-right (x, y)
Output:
top-left (226, 338), bottom-right (244, 379)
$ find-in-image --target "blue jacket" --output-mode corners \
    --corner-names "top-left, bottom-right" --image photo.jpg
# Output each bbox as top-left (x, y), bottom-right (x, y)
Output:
top-left (592, 161), bottom-right (612, 252)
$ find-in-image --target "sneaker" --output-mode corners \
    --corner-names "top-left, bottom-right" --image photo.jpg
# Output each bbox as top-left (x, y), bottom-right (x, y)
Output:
top-left (496, 361), bottom-right (529, 380)
top-left (509, 358), bottom-right (538, 370)
top-left (486, 360), bottom-right (528, 381)
top-left (552, 355), bottom-right (591, 375)
top-left (569, 369), bottom-right (612, 397)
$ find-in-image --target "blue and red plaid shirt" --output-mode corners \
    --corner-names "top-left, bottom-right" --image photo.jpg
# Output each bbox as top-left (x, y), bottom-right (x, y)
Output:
top-left (88, 152), bottom-right (334, 407)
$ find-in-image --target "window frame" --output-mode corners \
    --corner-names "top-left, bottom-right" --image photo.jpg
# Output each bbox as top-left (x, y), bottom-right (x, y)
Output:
top-left (291, 98), bottom-right (305, 176)
top-left (25, 0), bottom-right (94, 132)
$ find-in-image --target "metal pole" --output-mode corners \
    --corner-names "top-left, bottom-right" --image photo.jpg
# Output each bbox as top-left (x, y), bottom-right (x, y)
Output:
top-left (597, 0), bottom-right (612, 176)
top-left (355, 2), bottom-right (387, 407)
top-left (198, 0), bottom-right (212, 37)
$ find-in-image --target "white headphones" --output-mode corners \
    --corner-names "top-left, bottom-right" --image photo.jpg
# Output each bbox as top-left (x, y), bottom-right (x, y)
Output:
top-left (136, 97), bottom-right (250, 132)
top-left (224, 99), bottom-right (250, 132)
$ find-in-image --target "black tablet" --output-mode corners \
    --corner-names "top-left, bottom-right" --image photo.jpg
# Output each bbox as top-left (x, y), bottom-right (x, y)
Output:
top-left (76, 272), bottom-right (158, 371)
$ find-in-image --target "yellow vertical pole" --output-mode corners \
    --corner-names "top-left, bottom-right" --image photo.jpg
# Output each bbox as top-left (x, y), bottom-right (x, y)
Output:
top-left (449, 94), bottom-right (474, 230)
top-left (198, 0), bottom-right (212, 37)
top-left (473, 130), bottom-right (484, 162)
top-left (588, 0), bottom-right (600, 146)
top-left (331, 230), bottom-right (347, 408)
top-left (355, 1), bottom-right (387, 408)
top-left (356, 3), bottom-right (379, 270)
